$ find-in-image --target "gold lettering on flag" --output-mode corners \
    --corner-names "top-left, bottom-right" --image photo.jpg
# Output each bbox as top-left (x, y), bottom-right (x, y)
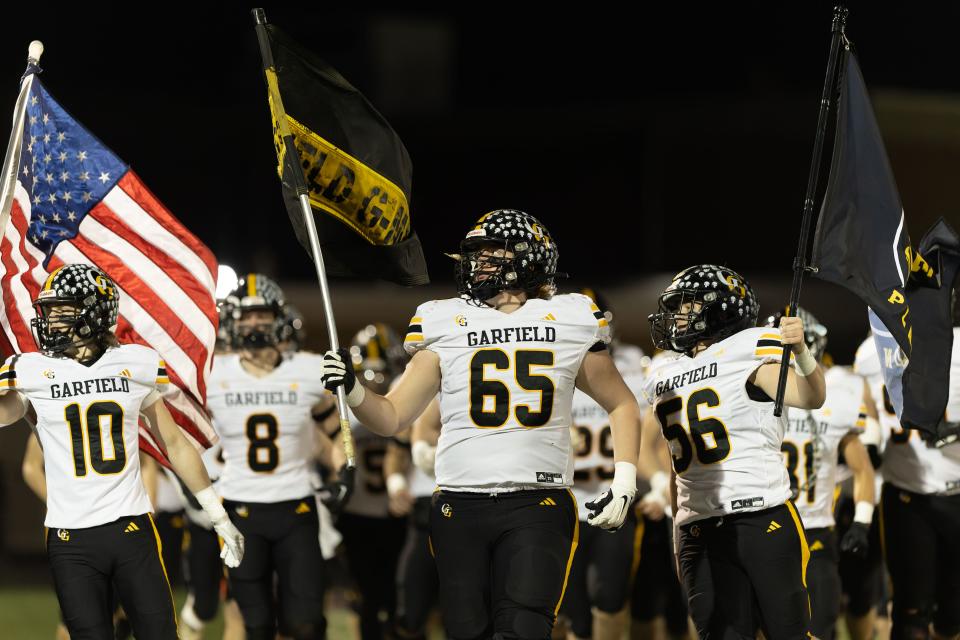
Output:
top-left (269, 113), bottom-right (411, 246)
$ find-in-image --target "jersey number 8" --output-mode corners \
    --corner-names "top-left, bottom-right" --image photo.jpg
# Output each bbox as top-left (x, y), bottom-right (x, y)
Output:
top-left (655, 388), bottom-right (731, 474)
top-left (246, 414), bottom-right (279, 473)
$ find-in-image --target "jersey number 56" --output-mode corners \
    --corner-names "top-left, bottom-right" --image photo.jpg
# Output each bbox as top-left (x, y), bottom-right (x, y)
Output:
top-left (655, 389), bottom-right (731, 474)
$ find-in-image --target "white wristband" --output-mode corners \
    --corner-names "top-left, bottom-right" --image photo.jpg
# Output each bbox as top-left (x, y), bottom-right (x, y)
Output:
top-left (346, 382), bottom-right (365, 408)
top-left (194, 486), bottom-right (227, 523)
top-left (386, 472), bottom-right (408, 496)
top-left (612, 461), bottom-right (638, 493)
top-left (854, 500), bottom-right (875, 525)
top-left (793, 346), bottom-right (818, 377)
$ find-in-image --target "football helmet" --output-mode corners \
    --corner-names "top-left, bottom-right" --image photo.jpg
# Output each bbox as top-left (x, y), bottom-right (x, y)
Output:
top-left (348, 323), bottom-right (406, 393)
top-left (764, 306), bottom-right (828, 361)
top-left (454, 209), bottom-right (559, 301)
top-left (279, 303), bottom-right (307, 352)
top-left (228, 273), bottom-right (285, 350)
top-left (649, 264), bottom-right (759, 354)
top-left (32, 264), bottom-right (120, 355)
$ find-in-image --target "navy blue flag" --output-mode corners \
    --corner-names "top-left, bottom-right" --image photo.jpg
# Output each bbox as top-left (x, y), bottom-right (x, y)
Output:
top-left (811, 48), bottom-right (960, 439)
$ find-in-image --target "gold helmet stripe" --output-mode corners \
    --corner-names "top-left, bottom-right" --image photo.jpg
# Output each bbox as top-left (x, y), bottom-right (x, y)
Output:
top-left (43, 266), bottom-right (66, 291)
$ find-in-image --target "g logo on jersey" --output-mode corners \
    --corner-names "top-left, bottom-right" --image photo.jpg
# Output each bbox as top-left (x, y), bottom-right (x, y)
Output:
top-left (56, 529), bottom-right (70, 541)
top-left (455, 314), bottom-right (468, 327)
top-left (441, 503), bottom-right (453, 518)
top-left (42, 369), bottom-right (55, 379)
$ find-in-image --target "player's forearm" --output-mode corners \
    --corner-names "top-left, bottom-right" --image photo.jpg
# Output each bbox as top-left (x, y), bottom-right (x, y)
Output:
top-left (384, 441), bottom-right (411, 478)
top-left (21, 461), bottom-right (46, 502)
top-left (608, 400), bottom-right (641, 466)
top-left (853, 465), bottom-right (875, 506)
top-left (843, 435), bottom-right (876, 506)
top-left (351, 392), bottom-right (404, 437)
top-left (788, 363), bottom-right (826, 409)
top-left (166, 435), bottom-right (214, 495)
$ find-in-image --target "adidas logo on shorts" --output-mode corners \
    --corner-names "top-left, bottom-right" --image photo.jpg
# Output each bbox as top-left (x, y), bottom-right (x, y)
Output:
top-left (124, 521), bottom-right (140, 533)
top-left (766, 520), bottom-right (781, 533)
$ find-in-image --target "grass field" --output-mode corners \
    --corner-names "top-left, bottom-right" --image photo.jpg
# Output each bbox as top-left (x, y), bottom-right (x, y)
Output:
top-left (0, 587), bottom-right (366, 639)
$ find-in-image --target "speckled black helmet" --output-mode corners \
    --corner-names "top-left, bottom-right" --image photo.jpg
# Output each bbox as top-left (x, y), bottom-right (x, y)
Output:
top-left (649, 264), bottom-right (759, 354)
top-left (32, 264), bottom-right (119, 354)
top-left (228, 273), bottom-right (285, 349)
top-left (455, 209), bottom-right (559, 301)
top-left (278, 303), bottom-right (306, 351)
top-left (765, 306), bottom-right (828, 361)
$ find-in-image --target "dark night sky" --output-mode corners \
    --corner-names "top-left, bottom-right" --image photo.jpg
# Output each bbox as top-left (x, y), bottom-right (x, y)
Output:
top-left (2, 2), bottom-right (959, 288)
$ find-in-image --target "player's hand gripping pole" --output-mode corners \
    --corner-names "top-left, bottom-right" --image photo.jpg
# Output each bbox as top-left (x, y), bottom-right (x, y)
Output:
top-left (775, 5), bottom-right (848, 416)
top-left (251, 8), bottom-right (355, 466)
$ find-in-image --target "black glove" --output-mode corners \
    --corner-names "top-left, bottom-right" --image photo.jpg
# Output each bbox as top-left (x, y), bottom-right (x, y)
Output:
top-left (320, 348), bottom-right (356, 395)
top-left (318, 464), bottom-right (355, 515)
top-left (840, 522), bottom-right (870, 559)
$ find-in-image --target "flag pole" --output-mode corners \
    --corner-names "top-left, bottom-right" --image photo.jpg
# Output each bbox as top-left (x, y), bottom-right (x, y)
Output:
top-left (0, 41), bottom-right (43, 236)
top-left (774, 5), bottom-right (848, 416)
top-left (251, 8), bottom-right (356, 468)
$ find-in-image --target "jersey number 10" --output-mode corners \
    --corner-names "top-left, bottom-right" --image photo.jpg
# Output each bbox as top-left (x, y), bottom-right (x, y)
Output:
top-left (65, 401), bottom-right (126, 476)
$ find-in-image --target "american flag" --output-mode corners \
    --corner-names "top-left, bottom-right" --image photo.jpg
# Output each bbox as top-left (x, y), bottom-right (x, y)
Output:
top-left (0, 70), bottom-right (218, 463)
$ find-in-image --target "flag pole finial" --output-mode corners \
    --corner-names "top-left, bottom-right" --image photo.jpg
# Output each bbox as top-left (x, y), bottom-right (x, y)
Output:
top-left (832, 6), bottom-right (848, 34)
top-left (28, 41), bottom-right (43, 65)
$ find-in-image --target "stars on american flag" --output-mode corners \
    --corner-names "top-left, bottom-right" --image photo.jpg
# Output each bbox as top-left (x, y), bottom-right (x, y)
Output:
top-left (19, 82), bottom-right (127, 257)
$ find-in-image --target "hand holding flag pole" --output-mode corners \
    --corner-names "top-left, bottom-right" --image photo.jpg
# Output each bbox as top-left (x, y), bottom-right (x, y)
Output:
top-left (774, 6), bottom-right (848, 417)
top-left (251, 8), bottom-right (356, 467)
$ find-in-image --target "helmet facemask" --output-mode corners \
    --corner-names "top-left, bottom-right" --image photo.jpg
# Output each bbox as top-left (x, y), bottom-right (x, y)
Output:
top-left (649, 289), bottom-right (712, 353)
top-left (233, 307), bottom-right (282, 351)
top-left (32, 297), bottom-right (104, 358)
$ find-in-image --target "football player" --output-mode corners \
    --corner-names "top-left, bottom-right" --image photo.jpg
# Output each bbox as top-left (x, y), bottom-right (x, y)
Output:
top-left (205, 273), bottom-right (329, 640)
top-left (868, 318), bottom-right (960, 640)
top-left (839, 335), bottom-right (890, 640)
top-left (331, 323), bottom-right (410, 640)
top-left (390, 397), bottom-right (441, 640)
top-left (644, 265), bottom-right (826, 640)
top-left (179, 291), bottom-right (245, 640)
top-left (630, 349), bottom-right (691, 640)
top-left (0, 264), bottom-right (243, 639)
top-left (321, 209), bottom-right (643, 639)
top-left (767, 307), bottom-right (876, 640)
top-left (560, 288), bottom-right (650, 640)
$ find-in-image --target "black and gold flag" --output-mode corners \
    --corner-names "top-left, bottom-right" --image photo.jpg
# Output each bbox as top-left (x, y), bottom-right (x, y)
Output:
top-left (258, 23), bottom-right (428, 285)
top-left (811, 47), bottom-right (959, 438)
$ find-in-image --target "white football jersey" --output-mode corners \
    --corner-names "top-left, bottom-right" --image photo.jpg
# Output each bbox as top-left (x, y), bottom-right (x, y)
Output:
top-left (2, 345), bottom-right (162, 528)
top-left (570, 344), bottom-right (646, 520)
top-left (872, 328), bottom-right (960, 495)
top-left (643, 327), bottom-right (793, 526)
top-left (404, 294), bottom-right (610, 492)
top-left (207, 352), bottom-right (327, 503)
top-left (342, 416), bottom-right (391, 518)
top-left (783, 366), bottom-right (866, 529)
